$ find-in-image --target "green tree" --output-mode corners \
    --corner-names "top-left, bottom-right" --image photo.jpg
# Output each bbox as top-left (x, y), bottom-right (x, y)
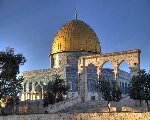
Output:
top-left (128, 70), bottom-right (150, 111)
top-left (0, 47), bottom-right (26, 114)
top-left (43, 74), bottom-right (69, 107)
top-left (97, 77), bottom-right (122, 112)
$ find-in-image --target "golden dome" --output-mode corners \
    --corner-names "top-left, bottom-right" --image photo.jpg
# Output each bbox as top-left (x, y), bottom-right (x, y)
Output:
top-left (51, 20), bottom-right (101, 54)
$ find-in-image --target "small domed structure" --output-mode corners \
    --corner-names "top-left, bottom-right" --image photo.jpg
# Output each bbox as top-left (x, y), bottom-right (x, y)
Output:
top-left (51, 20), bottom-right (101, 55)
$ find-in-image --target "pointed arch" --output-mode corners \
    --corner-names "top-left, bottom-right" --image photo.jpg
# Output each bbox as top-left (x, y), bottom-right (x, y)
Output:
top-left (88, 63), bottom-right (97, 69)
top-left (24, 82), bottom-right (27, 92)
top-left (34, 82), bottom-right (38, 87)
top-left (118, 60), bottom-right (131, 95)
top-left (87, 63), bottom-right (97, 75)
top-left (118, 60), bottom-right (131, 70)
top-left (100, 61), bottom-right (114, 69)
top-left (29, 82), bottom-right (32, 92)
top-left (35, 84), bottom-right (42, 92)
top-left (101, 61), bottom-right (115, 81)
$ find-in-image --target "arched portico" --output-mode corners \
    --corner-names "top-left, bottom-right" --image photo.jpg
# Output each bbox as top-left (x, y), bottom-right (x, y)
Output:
top-left (22, 81), bottom-right (46, 101)
top-left (78, 49), bottom-right (140, 101)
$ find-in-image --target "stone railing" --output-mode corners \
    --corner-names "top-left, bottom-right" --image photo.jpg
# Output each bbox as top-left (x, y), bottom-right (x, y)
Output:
top-left (48, 96), bottom-right (82, 113)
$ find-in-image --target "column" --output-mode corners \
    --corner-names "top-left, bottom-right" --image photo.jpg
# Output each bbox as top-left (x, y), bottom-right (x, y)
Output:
top-left (32, 82), bottom-right (35, 92)
top-left (25, 93), bottom-right (27, 101)
top-left (22, 93), bottom-right (25, 101)
top-left (27, 93), bottom-right (30, 99)
top-left (78, 58), bottom-right (86, 101)
top-left (97, 66), bottom-right (101, 80)
top-left (97, 66), bottom-right (102, 100)
top-left (41, 87), bottom-right (44, 99)
top-left (33, 93), bottom-right (35, 100)
top-left (79, 67), bottom-right (87, 101)
top-left (84, 67), bottom-right (88, 102)
top-left (26, 82), bottom-right (29, 93)
top-left (114, 67), bottom-right (118, 81)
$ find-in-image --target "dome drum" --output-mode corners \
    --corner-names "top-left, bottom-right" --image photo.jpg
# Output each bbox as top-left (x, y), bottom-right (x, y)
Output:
top-left (51, 51), bottom-right (95, 69)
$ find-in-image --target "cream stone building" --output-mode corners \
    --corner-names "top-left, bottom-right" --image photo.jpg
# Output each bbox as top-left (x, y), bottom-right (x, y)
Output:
top-left (21, 16), bottom-right (140, 101)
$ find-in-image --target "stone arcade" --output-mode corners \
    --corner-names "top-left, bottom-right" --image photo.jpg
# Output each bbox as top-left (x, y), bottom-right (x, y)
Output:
top-left (21, 17), bottom-right (140, 101)
top-left (78, 49), bottom-right (140, 101)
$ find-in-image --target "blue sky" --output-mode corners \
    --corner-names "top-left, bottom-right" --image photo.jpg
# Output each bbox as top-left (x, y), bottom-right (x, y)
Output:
top-left (0, 0), bottom-right (150, 73)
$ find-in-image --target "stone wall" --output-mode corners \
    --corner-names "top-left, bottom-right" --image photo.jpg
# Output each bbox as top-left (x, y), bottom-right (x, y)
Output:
top-left (17, 100), bottom-right (44, 114)
top-left (15, 96), bottom-right (82, 114)
top-left (0, 113), bottom-right (150, 120)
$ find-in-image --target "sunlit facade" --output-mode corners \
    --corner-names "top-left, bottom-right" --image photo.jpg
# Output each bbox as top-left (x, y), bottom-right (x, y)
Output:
top-left (21, 18), bottom-right (131, 101)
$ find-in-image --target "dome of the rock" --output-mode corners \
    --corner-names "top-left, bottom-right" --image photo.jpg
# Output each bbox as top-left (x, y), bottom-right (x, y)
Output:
top-left (51, 20), bottom-right (101, 54)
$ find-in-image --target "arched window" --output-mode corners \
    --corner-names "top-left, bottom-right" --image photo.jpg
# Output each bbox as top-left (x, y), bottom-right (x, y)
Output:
top-left (35, 84), bottom-right (42, 92)
top-left (118, 61), bottom-right (130, 95)
top-left (101, 61), bottom-right (114, 81)
top-left (24, 83), bottom-right (27, 92)
top-left (29, 82), bottom-right (32, 92)
top-left (35, 82), bottom-right (38, 87)
top-left (51, 56), bottom-right (54, 68)
top-left (67, 55), bottom-right (71, 64)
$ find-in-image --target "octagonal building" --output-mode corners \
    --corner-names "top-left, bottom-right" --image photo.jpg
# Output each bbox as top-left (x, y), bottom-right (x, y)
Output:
top-left (21, 18), bottom-right (133, 101)
top-left (50, 20), bottom-right (101, 68)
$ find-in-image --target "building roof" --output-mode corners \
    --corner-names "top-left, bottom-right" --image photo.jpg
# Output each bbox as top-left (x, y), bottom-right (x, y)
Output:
top-left (51, 20), bottom-right (101, 54)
